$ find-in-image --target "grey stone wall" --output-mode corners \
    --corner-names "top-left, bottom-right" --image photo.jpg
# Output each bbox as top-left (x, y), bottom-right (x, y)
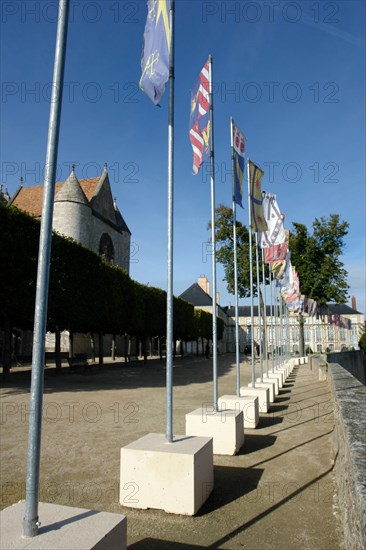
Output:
top-left (89, 214), bottom-right (130, 273)
top-left (327, 362), bottom-right (366, 549)
top-left (53, 201), bottom-right (92, 247)
top-left (327, 351), bottom-right (365, 385)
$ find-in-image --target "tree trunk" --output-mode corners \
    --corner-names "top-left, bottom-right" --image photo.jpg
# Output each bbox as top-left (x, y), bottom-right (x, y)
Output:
top-left (299, 313), bottom-right (305, 357)
top-left (159, 337), bottom-right (163, 362)
top-left (111, 334), bottom-right (116, 361)
top-left (3, 324), bottom-right (11, 375)
top-left (55, 328), bottom-right (61, 370)
top-left (98, 332), bottom-right (103, 367)
top-left (90, 333), bottom-right (96, 362)
top-left (124, 334), bottom-right (128, 362)
top-left (68, 331), bottom-right (74, 358)
top-left (142, 337), bottom-right (147, 364)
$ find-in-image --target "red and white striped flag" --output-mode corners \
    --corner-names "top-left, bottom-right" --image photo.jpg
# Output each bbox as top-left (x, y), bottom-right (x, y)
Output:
top-left (189, 59), bottom-right (211, 175)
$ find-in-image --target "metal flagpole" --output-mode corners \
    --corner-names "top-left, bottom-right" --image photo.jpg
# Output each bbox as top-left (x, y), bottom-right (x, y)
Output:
top-left (274, 282), bottom-right (279, 370)
top-left (270, 270), bottom-right (275, 373)
top-left (285, 307), bottom-right (290, 361)
top-left (247, 159), bottom-right (255, 387)
top-left (166, 0), bottom-right (175, 443)
top-left (208, 55), bottom-right (218, 411)
top-left (261, 248), bottom-right (268, 376)
top-left (279, 294), bottom-right (284, 365)
top-left (255, 233), bottom-right (263, 382)
top-left (23, 0), bottom-right (70, 538)
top-left (230, 117), bottom-right (240, 397)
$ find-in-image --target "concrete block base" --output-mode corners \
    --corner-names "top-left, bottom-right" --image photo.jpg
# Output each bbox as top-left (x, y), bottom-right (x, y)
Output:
top-left (218, 395), bottom-right (259, 429)
top-left (318, 363), bottom-right (328, 381)
top-left (186, 407), bottom-right (244, 455)
top-left (0, 501), bottom-right (127, 550)
top-left (259, 376), bottom-right (280, 395)
top-left (260, 371), bottom-right (284, 388)
top-left (120, 433), bottom-right (213, 515)
top-left (239, 386), bottom-right (270, 413)
top-left (248, 380), bottom-right (276, 404)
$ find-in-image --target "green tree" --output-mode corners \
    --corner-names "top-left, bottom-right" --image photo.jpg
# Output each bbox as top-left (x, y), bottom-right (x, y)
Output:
top-left (212, 206), bottom-right (349, 356)
top-left (210, 204), bottom-right (265, 298)
top-left (289, 215), bottom-right (349, 304)
top-left (289, 215), bottom-right (349, 355)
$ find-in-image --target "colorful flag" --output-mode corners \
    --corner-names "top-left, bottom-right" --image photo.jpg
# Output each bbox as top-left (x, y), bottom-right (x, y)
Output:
top-left (189, 59), bottom-right (211, 175)
top-left (272, 259), bottom-right (286, 280)
top-left (276, 251), bottom-right (293, 288)
top-left (259, 194), bottom-right (286, 247)
top-left (263, 242), bottom-right (288, 263)
top-left (248, 161), bottom-right (268, 232)
top-left (232, 120), bottom-right (246, 207)
top-left (140, 0), bottom-right (171, 105)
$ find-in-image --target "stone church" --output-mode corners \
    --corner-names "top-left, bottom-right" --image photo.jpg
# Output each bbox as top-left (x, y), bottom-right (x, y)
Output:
top-left (4, 165), bottom-right (132, 359)
top-left (9, 164), bottom-right (131, 273)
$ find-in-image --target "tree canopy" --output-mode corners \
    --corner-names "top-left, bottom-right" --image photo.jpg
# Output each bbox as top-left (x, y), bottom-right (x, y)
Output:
top-left (0, 204), bottom-right (223, 344)
top-left (288, 214), bottom-right (349, 304)
top-left (209, 204), bottom-right (265, 298)
top-left (212, 207), bottom-right (349, 305)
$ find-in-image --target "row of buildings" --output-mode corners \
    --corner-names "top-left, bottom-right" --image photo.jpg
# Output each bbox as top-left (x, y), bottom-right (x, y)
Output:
top-left (180, 276), bottom-right (364, 356)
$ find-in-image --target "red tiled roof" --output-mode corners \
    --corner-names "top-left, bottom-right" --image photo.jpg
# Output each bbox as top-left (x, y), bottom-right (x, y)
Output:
top-left (11, 178), bottom-right (100, 217)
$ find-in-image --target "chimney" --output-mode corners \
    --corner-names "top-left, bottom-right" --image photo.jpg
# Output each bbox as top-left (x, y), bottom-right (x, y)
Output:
top-left (198, 275), bottom-right (210, 295)
top-left (351, 295), bottom-right (357, 310)
top-left (216, 292), bottom-right (220, 305)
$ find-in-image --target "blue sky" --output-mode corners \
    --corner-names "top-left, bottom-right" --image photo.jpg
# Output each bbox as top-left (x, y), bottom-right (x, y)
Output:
top-left (1, 0), bottom-right (365, 315)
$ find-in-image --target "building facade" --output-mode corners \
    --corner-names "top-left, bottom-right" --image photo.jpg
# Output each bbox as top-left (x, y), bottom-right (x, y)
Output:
top-left (224, 301), bottom-right (364, 354)
top-left (179, 276), bottom-right (364, 356)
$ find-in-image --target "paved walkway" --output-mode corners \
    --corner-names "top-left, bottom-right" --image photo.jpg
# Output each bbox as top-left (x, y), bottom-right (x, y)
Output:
top-left (0, 356), bottom-right (343, 549)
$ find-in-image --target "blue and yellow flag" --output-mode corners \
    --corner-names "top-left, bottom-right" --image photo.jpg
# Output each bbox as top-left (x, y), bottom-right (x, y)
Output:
top-left (140, 1), bottom-right (171, 105)
top-left (249, 160), bottom-right (268, 233)
top-left (232, 120), bottom-right (246, 207)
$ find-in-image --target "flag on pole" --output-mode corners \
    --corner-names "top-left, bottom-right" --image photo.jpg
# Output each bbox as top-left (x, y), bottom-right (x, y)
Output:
top-left (263, 242), bottom-right (288, 263)
top-left (140, 0), bottom-right (171, 105)
top-left (259, 193), bottom-right (286, 247)
top-left (248, 160), bottom-right (268, 232)
top-left (189, 59), bottom-right (211, 175)
top-left (232, 120), bottom-right (246, 207)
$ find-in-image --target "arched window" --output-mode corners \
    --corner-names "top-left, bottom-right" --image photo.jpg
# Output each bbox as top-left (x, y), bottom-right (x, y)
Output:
top-left (99, 233), bottom-right (115, 262)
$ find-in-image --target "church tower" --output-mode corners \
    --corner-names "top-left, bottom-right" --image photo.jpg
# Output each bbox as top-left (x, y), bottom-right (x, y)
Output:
top-left (53, 165), bottom-right (92, 247)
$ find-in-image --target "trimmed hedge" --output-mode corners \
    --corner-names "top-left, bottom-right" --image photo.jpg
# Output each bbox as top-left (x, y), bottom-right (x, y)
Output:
top-left (0, 204), bottom-right (223, 340)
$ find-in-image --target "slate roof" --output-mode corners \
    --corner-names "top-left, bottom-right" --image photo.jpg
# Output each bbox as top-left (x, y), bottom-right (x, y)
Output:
top-left (180, 283), bottom-right (213, 307)
top-left (54, 171), bottom-right (89, 205)
top-left (224, 303), bottom-right (363, 317)
top-left (114, 202), bottom-right (131, 235)
top-left (320, 303), bottom-right (363, 316)
top-left (224, 305), bottom-right (272, 317)
top-left (179, 283), bottom-right (228, 318)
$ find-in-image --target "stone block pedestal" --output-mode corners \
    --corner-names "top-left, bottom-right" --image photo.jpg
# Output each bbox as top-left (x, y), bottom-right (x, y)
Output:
top-left (260, 371), bottom-right (284, 389)
top-left (248, 380), bottom-right (276, 403)
top-left (239, 386), bottom-right (270, 413)
top-left (0, 501), bottom-right (127, 550)
top-left (259, 376), bottom-right (280, 395)
top-left (120, 433), bottom-right (213, 515)
top-left (186, 407), bottom-right (244, 455)
top-left (218, 395), bottom-right (259, 429)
